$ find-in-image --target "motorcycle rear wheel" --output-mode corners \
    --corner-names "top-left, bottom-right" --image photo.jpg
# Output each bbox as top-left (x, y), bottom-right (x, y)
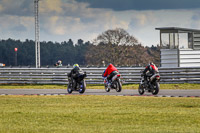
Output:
top-left (152, 82), bottom-right (160, 95)
top-left (79, 80), bottom-right (86, 94)
top-left (67, 83), bottom-right (73, 94)
top-left (116, 79), bottom-right (122, 92)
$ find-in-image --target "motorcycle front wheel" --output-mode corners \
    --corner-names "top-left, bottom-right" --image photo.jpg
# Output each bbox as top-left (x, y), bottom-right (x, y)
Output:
top-left (152, 81), bottom-right (160, 95)
top-left (105, 84), bottom-right (110, 92)
top-left (67, 83), bottom-right (73, 94)
top-left (138, 84), bottom-right (145, 95)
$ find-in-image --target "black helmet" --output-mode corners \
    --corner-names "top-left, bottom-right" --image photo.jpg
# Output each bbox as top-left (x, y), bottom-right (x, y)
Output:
top-left (150, 62), bottom-right (154, 65)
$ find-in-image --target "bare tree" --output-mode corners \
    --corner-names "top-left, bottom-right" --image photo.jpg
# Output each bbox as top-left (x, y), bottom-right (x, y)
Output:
top-left (94, 28), bottom-right (138, 46)
top-left (85, 28), bottom-right (160, 66)
top-left (92, 28), bottom-right (139, 65)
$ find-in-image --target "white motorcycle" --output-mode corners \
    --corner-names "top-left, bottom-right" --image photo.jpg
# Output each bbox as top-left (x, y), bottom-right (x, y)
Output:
top-left (103, 74), bottom-right (122, 92)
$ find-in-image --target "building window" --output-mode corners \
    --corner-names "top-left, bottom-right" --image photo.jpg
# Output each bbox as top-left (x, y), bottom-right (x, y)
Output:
top-left (161, 32), bottom-right (193, 49)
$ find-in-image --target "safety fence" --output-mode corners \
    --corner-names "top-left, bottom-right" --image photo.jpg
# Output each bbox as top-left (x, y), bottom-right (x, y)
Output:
top-left (0, 67), bottom-right (200, 84)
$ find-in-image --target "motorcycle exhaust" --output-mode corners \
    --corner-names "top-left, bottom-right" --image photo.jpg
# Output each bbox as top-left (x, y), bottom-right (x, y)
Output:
top-left (150, 74), bottom-right (160, 82)
top-left (112, 74), bottom-right (121, 81)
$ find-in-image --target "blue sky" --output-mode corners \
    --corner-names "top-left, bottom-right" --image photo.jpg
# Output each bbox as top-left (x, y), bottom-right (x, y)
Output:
top-left (0, 0), bottom-right (200, 46)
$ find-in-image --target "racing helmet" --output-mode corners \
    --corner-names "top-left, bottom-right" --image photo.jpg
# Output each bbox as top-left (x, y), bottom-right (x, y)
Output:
top-left (73, 64), bottom-right (79, 68)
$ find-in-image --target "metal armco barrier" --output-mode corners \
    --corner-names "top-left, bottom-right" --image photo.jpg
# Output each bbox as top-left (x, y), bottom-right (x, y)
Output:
top-left (0, 67), bottom-right (200, 84)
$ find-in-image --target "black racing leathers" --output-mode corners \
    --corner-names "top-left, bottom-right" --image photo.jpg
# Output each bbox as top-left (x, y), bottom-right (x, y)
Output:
top-left (143, 64), bottom-right (157, 83)
top-left (68, 67), bottom-right (83, 80)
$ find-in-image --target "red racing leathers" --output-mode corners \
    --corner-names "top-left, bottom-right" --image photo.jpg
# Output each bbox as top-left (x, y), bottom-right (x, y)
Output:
top-left (103, 64), bottom-right (118, 77)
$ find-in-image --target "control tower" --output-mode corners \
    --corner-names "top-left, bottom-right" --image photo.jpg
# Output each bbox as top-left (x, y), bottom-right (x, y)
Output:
top-left (156, 27), bottom-right (200, 67)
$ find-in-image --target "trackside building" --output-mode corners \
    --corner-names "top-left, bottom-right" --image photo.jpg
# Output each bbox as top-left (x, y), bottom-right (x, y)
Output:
top-left (156, 27), bottom-right (200, 67)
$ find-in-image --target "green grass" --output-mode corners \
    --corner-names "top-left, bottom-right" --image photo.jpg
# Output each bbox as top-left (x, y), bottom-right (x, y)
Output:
top-left (0, 95), bottom-right (200, 133)
top-left (160, 83), bottom-right (200, 89)
top-left (1, 83), bottom-right (200, 89)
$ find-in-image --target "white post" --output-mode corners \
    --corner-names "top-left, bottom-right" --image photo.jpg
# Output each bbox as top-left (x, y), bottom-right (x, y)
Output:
top-left (34, 0), bottom-right (40, 68)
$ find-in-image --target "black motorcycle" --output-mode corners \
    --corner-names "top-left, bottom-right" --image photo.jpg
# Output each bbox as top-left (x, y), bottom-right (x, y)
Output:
top-left (104, 74), bottom-right (122, 92)
top-left (67, 72), bottom-right (87, 94)
top-left (138, 73), bottom-right (160, 95)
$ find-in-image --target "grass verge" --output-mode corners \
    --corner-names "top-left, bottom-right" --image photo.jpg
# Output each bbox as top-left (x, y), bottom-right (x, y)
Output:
top-left (1, 83), bottom-right (200, 89)
top-left (0, 95), bottom-right (200, 133)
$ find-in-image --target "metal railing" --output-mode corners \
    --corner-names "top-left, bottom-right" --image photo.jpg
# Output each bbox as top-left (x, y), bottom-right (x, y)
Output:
top-left (0, 67), bottom-right (200, 84)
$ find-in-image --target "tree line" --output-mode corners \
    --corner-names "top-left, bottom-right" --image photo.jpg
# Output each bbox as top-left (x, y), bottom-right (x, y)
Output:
top-left (0, 28), bottom-right (160, 67)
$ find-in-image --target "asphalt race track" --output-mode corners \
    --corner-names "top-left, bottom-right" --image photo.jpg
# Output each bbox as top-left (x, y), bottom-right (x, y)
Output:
top-left (0, 89), bottom-right (200, 97)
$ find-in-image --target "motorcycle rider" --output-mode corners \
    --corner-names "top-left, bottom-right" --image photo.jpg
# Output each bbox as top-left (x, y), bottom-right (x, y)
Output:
top-left (142, 62), bottom-right (159, 85)
top-left (102, 63), bottom-right (119, 88)
top-left (68, 64), bottom-right (85, 89)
